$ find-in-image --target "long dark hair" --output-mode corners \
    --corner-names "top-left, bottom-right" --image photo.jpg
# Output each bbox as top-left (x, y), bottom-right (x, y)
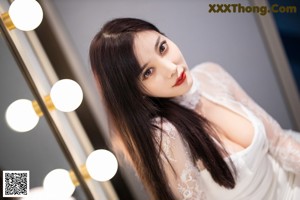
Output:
top-left (90, 18), bottom-right (235, 200)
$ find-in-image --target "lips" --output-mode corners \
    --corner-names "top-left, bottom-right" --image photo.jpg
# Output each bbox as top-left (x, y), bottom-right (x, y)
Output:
top-left (173, 71), bottom-right (186, 87)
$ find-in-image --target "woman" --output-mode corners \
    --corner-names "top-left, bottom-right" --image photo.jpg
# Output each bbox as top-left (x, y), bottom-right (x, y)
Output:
top-left (89, 18), bottom-right (300, 200)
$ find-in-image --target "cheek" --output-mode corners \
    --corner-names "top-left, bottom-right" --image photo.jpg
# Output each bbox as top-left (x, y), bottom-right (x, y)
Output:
top-left (170, 44), bottom-right (185, 62)
top-left (147, 77), bottom-right (163, 90)
top-left (141, 81), bottom-right (155, 95)
top-left (142, 78), bottom-right (166, 96)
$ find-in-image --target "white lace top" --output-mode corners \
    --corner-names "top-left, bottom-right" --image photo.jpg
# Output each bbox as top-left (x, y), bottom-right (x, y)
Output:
top-left (155, 62), bottom-right (300, 200)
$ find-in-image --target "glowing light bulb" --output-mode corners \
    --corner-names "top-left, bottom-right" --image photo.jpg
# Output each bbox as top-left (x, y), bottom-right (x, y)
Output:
top-left (86, 149), bottom-right (118, 182)
top-left (8, 0), bottom-right (43, 31)
top-left (43, 169), bottom-right (75, 199)
top-left (5, 99), bottom-right (39, 132)
top-left (50, 79), bottom-right (83, 112)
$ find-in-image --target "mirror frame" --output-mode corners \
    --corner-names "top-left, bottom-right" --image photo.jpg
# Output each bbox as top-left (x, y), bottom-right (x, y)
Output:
top-left (0, 1), bottom-right (117, 199)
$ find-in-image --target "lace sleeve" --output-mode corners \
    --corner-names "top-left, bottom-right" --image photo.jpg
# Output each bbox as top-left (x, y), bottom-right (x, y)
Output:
top-left (204, 62), bottom-right (300, 174)
top-left (155, 119), bottom-right (207, 200)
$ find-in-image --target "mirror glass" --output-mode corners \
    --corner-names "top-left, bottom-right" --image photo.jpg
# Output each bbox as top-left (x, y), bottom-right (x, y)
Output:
top-left (0, 29), bottom-right (86, 200)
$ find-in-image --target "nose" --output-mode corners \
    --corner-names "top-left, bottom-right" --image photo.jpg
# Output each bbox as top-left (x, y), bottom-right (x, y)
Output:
top-left (161, 60), bottom-right (177, 78)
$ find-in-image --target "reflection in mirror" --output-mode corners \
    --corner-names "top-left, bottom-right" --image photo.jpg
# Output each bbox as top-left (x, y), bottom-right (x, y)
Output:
top-left (0, 23), bottom-right (87, 200)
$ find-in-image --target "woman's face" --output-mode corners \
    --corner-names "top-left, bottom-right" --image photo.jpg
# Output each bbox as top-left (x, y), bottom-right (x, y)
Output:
top-left (134, 30), bottom-right (193, 98)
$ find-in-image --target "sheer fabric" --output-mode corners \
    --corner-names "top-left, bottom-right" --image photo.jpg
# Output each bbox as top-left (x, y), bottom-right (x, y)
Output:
top-left (155, 62), bottom-right (300, 199)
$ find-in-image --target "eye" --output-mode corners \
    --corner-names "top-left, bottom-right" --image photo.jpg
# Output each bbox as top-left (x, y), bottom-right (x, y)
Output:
top-left (159, 41), bottom-right (167, 54)
top-left (143, 68), bottom-right (154, 79)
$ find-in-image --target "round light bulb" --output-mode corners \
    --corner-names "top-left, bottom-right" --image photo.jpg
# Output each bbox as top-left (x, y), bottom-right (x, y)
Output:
top-left (50, 79), bottom-right (83, 112)
top-left (86, 149), bottom-right (118, 182)
top-left (43, 169), bottom-right (75, 199)
top-left (5, 99), bottom-right (39, 132)
top-left (8, 0), bottom-right (43, 31)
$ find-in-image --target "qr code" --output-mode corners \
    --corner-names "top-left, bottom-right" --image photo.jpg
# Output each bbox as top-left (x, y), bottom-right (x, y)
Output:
top-left (3, 170), bottom-right (29, 197)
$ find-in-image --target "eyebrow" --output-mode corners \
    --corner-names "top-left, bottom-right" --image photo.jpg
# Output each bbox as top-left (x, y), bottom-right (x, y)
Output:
top-left (141, 35), bottom-right (161, 71)
top-left (155, 35), bottom-right (161, 52)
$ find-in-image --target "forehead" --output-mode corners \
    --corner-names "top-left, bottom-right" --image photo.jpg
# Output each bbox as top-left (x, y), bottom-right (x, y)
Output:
top-left (134, 31), bottom-right (160, 63)
top-left (134, 30), bottom-right (160, 49)
top-left (134, 30), bottom-right (160, 42)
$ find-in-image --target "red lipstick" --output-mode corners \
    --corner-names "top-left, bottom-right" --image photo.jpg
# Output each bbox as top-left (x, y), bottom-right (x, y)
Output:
top-left (173, 71), bottom-right (186, 87)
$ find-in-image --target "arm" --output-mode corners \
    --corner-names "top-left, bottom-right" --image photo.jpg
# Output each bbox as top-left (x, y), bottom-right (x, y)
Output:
top-left (206, 62), bottom-right (300, 174)
top-left (155, 119), bottom-right (207, 200)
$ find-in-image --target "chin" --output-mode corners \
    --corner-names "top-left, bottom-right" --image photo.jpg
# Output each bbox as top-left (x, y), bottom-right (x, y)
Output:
top-left (176, 78), bottom-right (193, 97)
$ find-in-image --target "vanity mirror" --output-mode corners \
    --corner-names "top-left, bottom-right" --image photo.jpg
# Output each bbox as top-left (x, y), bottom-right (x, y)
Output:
top-left (0, 1), bottom-right (119, 199)
top-left (0, 20), bottom-right (88, 200)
